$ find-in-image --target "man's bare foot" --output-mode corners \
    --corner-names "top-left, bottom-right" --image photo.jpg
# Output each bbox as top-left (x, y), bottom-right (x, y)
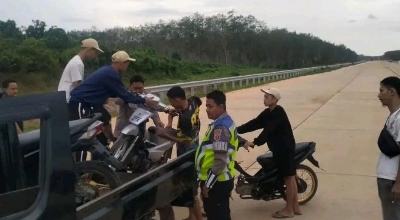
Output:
top-left (293, 204), bottom-right (301, 215)
top-left (272, 211), bottom-right (294, 218)
top-left (293, 209), bottom-right (302, 215)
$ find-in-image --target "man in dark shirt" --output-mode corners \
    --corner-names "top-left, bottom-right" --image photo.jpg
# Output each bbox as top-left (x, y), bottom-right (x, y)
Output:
top-left (114, 75), bottom-right (164, 139)
top-left (158, 86), bottom-right (203, 220)
top-left (68, 51), bottom-right (158, 161)
top-left (1, 79), bottom-right (23, 133)
top-left (236, 87), bottom-right (301, 218)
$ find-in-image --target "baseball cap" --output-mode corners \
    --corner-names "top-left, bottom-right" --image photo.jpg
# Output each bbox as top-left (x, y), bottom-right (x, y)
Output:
top-left (261, 87), bottom-right (281, 100)
top-left (81, 38), bottom-right (104, 53)
top-left (111, 51), bottom-right (136, 63)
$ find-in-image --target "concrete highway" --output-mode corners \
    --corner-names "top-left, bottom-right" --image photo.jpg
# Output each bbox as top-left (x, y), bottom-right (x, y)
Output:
top-left (113, 61), bottom-right (398, 219)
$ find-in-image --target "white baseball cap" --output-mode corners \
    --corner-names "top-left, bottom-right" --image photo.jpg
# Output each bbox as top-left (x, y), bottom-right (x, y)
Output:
top-left (261, 87), bottom-right (281, 100)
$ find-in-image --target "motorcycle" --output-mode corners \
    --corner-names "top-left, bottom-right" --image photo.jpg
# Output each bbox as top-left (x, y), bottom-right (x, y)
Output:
top-left (18, 113), bottom-right (121, 206)
top-left (110, 93), bottom-right (175, 173)
top-left (234, 141), bottom-right (321, 205)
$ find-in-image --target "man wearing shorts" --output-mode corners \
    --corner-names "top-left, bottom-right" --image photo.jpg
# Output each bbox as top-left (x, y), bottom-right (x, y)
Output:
top-left (68, 51), bottom-right (158, 161)
top-left (157, 85), bottom-right (203, 220)
top-left (236, 87), bottom-right (301, 218)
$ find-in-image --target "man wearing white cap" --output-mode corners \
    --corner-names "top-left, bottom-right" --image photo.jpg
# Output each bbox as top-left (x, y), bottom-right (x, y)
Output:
top-left (236, 87), bottom-right (301, 218)
top-left (68, 51), bottom-right (159, 161)
top-left (58, 38), bottom-right (104, 102)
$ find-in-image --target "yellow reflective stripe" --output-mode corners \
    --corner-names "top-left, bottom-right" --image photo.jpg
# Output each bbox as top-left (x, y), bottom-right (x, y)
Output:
top-left (196, 118), bottom-right (239, 182)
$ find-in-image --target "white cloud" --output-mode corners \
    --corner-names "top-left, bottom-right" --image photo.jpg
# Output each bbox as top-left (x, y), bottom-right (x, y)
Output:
top-left (1, 0), bottom-right (399, 56)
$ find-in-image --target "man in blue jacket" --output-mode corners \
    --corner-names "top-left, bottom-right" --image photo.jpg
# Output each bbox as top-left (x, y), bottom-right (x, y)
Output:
top-left (68, 50), bottom-right (158, 161)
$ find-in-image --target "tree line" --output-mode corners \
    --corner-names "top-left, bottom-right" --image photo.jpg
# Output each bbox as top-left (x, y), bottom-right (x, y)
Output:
top-left (383, 50), bottom-right (400, 61)
top-left (0, 10), bottom-right (359, 79)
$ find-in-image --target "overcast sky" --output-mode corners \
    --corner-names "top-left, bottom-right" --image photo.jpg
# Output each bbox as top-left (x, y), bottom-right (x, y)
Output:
top-left (1, 0), bottom-right (399, 56)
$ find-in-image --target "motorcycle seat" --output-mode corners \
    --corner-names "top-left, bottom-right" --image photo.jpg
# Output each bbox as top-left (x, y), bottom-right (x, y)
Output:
top-left (18, 118), bottom-right (94, 154)
top-left (256, 142), bottom-right (312, 165)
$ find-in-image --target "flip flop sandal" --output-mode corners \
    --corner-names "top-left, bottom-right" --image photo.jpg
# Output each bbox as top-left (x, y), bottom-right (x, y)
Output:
top-left (294, 212), bottom-right (302, 215)
top-left (272, 211), bottom-right (294, 218)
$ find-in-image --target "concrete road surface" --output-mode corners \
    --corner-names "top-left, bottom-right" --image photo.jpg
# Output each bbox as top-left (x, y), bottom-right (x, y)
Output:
top-left (112, 61), bottom-right (399, 220)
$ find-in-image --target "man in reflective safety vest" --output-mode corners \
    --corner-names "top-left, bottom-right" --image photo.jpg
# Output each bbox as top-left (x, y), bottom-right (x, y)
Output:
top-left (195, 90), bottom-right (239, 220)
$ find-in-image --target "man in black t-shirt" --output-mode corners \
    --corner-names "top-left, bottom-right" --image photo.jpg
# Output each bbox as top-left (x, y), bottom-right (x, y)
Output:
top-left (1, 79), bottom-right (23, 133)
top-left (237, 87), bottom-right (301, 219)
top-left (166, 90), bottom-right (201, 155)
top-left (156, 86), bottom-right (203, 220)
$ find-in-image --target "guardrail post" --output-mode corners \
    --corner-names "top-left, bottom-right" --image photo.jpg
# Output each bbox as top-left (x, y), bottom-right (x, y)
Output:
top-left (223, 82), bottom-right (227, 90)
top-left (231, 81), bottom-right (235, 89)
top-left (191, 87), bottom-right (195, 96)
top-left (160, 92), bottom-right (166, 102)
top-left (239, 80), bottom-right (243, 87)
top-left (213, 84), bottom-right (217, 89)
top-left (246, 79), bottom-right (249, 86)
top-left (252, 78), bottom-right (255, 84)
top-left (203, 86), bottom-right (207, 94)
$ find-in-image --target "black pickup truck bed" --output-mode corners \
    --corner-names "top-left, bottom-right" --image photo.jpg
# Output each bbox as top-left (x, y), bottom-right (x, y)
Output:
top-left (0, 92), bottom-right (196, 220)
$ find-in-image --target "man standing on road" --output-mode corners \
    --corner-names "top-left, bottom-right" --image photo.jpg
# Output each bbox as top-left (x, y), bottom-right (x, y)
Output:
top-left (113, 75), bottom-right (165, 139)
top-left (377, 76), bottom-right (400, 220)
top-left (195, 90), bottom-right (239, 220)
top-left (156, 85), bottom-right (203, 220)
top-left (68, 51), bottom-right (159, 161)
top-left (58, 38), bottom-right (103, 103)
top-left (236, 87), bottom-right (301, 218)
top-left (1, 79), bottom-right (23, 133)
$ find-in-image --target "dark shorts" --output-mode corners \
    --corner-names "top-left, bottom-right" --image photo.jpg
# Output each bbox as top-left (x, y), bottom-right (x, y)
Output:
top-left (68, 100), bottom-right (111, 126)
top-left (176, 142), bottom-right (199, 196)
top-left (274, 149), bottom-right (296, 179)
top-left (177, 142), bottom-right (198, 157)
top-left (68, 100), bottom-right (111, 160)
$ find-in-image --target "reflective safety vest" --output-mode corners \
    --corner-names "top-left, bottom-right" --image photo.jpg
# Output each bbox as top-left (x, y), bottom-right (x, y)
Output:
top-left (195, 114), bottom-right (239, 182)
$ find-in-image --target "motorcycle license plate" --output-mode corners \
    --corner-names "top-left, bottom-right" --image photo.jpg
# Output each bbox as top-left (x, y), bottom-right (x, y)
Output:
top-left (129, 108), bottom-right (153, 125)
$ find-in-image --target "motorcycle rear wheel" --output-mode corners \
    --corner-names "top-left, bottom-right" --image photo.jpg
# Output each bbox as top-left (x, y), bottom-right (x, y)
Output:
top-left (75, 161), bottom-right (121, 206)
top-left (283, 164), bottom-right (318, 205)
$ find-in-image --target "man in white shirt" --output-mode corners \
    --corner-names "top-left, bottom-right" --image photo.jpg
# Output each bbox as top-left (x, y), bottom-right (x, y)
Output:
top-left (377, 76), bottom-right (400, 220)
top-left (58, 38), bottom-right (103, 102)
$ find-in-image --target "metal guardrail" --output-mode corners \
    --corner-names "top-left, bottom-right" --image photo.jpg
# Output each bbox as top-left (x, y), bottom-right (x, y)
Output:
top-left (147, 62), bottom-right (364, 101)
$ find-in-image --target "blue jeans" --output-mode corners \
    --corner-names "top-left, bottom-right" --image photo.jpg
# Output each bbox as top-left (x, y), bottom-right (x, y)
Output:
top-left (177, 142), bottom-right (198, 157)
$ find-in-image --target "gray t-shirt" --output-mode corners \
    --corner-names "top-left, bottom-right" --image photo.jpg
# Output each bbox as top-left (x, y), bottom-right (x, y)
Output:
top-left (113, 90), bottom-right (161, 138)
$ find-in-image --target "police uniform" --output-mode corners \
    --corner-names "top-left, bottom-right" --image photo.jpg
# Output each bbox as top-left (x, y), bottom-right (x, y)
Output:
top-left (195, 113), bottom-right (238, 220)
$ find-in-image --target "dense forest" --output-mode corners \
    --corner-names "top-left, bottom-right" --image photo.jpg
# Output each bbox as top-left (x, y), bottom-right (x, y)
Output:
top-left (0, 11), bottom-right (360, 91)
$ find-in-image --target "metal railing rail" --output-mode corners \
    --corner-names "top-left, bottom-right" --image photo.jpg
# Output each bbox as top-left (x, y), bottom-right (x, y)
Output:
top-left (145, 62), bottom-right (364, 101)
